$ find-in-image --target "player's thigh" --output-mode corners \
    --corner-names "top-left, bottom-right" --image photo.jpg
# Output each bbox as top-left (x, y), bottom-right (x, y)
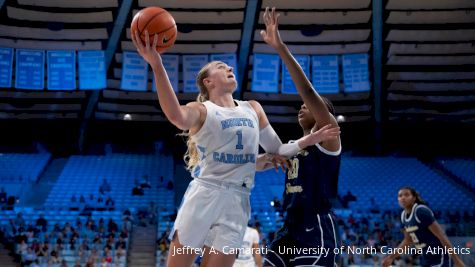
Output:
top-left (200, 245), bottom-right (237, 267)
top-left (167, 231), bottom-right (199, 267)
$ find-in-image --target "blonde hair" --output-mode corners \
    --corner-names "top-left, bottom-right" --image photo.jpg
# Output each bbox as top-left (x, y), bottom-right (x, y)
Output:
top-left (182, 61), bottom-right (217, 171)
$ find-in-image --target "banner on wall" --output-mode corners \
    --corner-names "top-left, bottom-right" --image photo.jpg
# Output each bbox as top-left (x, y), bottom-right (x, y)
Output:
top-left (78, 50), bottom-right (106, 90)
top-left (342, 53), bottom-right (370, 93)
top-left (47, 50), bottom-right (76, 90)
top-left (121, 51), bottom-right (149, 91)
top-left (251, 53), bottom-right (279, 93)
top-left (281, 55), bottom-right (310, 94)
top-left (153, 54), bottom-right (179, 93)
top-left (183, 54), bottom-right (208, 93)
top-left (312, 55), bottom-right (340, 94)
top-left (15, 49), bottom-right (45, 90)
top-left (0, 47), bottom-right (14, 88)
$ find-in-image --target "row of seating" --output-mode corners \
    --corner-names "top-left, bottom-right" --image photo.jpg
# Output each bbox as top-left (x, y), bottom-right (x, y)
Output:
top-left (45, 154), bottom-right (175, 211)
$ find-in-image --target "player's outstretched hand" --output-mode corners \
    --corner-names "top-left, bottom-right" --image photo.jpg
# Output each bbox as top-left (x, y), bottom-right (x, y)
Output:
top-left (299, 124), bottom-right (340, 148)
top-left (131, 30), bottom-right (162, 67)
top-left (267, 154), bottom-right (290, 172)
top-left (260, 7), bottom-right (284, 50)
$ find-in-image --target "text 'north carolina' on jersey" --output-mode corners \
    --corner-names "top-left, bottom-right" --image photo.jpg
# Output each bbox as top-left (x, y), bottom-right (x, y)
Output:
top-left (191, 100), bottom-right (259, 187)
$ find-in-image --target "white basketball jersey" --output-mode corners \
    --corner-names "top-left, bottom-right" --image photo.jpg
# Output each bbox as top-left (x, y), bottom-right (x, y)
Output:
top-left (191, 100), bottom-right (259, 187)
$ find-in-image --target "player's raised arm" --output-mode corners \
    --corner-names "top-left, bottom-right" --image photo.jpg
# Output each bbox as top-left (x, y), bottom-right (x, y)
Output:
top-left (132, 30), bottom-right (203, 131)
top-left (261, 7), bottom-right (338, 130)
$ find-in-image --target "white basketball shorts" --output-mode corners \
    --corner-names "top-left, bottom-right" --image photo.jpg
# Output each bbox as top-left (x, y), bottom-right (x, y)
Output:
top-left (169, 178), bottom-right (251, 253)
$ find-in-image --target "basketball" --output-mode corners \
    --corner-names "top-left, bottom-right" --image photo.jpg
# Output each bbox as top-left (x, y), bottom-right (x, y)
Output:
top-left (131, 7), bottom-right (177, 53)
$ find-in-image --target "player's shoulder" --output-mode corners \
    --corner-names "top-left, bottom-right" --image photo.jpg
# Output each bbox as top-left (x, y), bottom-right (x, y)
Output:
top-left (414, 204), bottom-right (435, 222)
top-left (185, 101), bottom-right (205, 109)
top-left (185, 101), bottom-right (207, 115)
top-left (246, 100), bottom-right (262, 110)
top-left (415, 204), bottom-right (433, 215)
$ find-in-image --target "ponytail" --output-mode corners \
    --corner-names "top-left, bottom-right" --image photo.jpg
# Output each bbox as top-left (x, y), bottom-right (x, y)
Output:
top-left (182, 61), bottom-right (215, 171)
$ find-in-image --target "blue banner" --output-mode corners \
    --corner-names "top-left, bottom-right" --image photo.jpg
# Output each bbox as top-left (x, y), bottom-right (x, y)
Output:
top-left (183, 55), bottom-right (209, 93)
top-left (153, 54), bottom-right (179, 93)
top-left (47, 50), bottom-right (76, 90)
top-left (78, 50), bottom-right (106, 90)
top-left (251, 53), bottom-right (279, 93)
top-left (342, 53), bottom-right (370, 93)
top-left (15, 49), bottom-right (45, 90)
top-left (281, 55), bottom-right (310, 94)
top-left (0, 47), bottom-right (14, 88)
top-left (210, 53), bottom-right (240, 92)
top-left (312, 55), bottom-right (340, 94)
top-left (121, 51), bottom-right (149, 91)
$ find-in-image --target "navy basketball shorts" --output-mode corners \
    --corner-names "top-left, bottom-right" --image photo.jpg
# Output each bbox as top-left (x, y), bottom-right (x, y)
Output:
top-left (265, 214), bottom-right (339, 267)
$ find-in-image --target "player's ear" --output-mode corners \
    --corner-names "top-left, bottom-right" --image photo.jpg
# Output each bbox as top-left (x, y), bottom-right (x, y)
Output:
top-left (203, 78), bottom-right (212, 86)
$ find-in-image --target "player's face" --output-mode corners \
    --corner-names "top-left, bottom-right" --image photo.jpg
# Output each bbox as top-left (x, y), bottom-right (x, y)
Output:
top-left (298, 104), bottom-right (316, 130)
top-left (398, 189), bottom-right (415, 209)
top-left (204, 61), bottom-right (237, 93)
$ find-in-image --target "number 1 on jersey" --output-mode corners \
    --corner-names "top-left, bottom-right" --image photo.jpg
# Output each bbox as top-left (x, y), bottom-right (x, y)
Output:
top-left (235, 130), bottom-right (243, 150)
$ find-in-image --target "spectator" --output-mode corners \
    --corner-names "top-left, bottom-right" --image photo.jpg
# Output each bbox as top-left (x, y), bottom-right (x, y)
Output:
top-left (36, 242), bottom-right (48, 258)
top-left (122, 209), bottom-right (131, 220)
top-left (166, 180), bottom-right (174, 191)
top-left (97, 195), bottom-right (104, 207)
top-left (115, 246), bottom-right (126, 266)
top-left (6, 195), bottom-right (16, 209)
top-left (23, 247), bottom-right (37, 265)
top-left (345, 191), bottom-right (357, 202)
top-left (107, 219), bottom-right (118, 233)
top-left (15, 212), bottom-right (25, 226)
top-left (271, 196), bottom-right (282, 212)
top-left (87, 194), bottom-right (95, 205)
top-left (122, 217), bottom-right (132, 233)
top-left (99, 178), bottom-right (111, 195)
top-left (0, 187), bottom-right (7, 204)
top-left (36, 213), bottom-right (48, 232)
top-left (369, 197), bottom-right (380, 213)
top-left (70, 195), bottom-right (79, 211)
top-left (140, 175), bottom-right (151, 189)
top-left (105, 196), bottom-right (114, 207)
top-left (157, 176), bottom-right (165, 188)
top-left (115, 236), bottom-right (127, 250)
top-left (132, 185), bottom-right (144, 196)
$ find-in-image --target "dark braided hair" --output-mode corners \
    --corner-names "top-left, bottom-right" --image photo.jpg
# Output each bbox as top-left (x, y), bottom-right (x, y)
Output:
top-left (400, 186), bottom-right (427, 205)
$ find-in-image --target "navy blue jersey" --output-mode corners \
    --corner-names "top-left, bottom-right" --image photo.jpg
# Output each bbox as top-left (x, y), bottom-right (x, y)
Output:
top-left (401, 204), bottom-right (449, 266)
top-left (401, 204), bottom-right (441, 250)
top-left (281, 143), bottom-right (341, 242)
top-left (267, 143), bottom-right (341, 266)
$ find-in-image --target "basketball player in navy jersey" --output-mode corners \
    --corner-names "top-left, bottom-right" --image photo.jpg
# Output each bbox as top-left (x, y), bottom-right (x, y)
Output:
top-left (382, 187), bottom-right (466, 267)
top-left (260, 7), bottom-right (342, 267)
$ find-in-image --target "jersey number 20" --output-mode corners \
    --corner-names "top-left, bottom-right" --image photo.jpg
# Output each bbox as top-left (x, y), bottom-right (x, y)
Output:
top-left (288, 158), bottom-right (299, 179)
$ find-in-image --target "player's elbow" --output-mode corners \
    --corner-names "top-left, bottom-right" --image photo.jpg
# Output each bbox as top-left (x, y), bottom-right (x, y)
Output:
top-left (166, 113), bottom-right (189, 130)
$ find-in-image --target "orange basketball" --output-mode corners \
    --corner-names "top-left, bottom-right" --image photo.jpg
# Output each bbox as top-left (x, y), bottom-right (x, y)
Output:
top-left (131, 7), bottom-right (177, 53)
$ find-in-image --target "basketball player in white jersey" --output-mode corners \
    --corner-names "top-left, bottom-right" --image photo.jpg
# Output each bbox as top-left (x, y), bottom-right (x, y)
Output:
top-left (233, 226), bottom-right (263, 267)
top-left (132, 30), bottom-right (340, 267)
